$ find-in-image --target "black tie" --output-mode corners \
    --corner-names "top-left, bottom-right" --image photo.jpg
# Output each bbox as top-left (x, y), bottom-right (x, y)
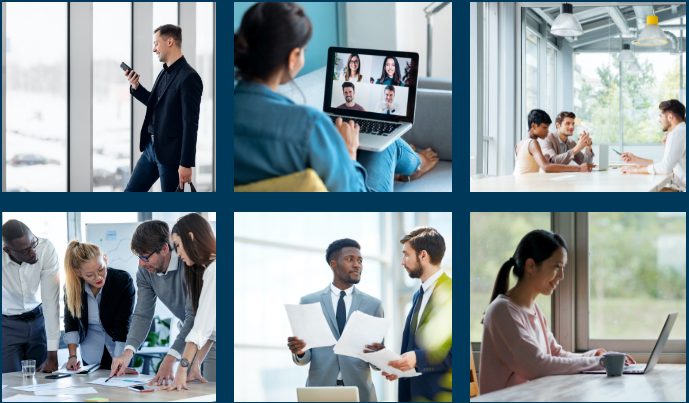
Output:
top-left (409, 286), bottom-right (425, 340)
top-left (336, 290), bottom-right (346, 336)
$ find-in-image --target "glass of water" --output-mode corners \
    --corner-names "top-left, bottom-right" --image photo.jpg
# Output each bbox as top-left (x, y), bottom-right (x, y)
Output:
top-left (21, 360), bottom-right (36, 377)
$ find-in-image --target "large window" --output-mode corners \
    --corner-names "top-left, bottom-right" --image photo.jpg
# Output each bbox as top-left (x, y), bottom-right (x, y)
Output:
top-left (195, 2), bottom-right (214, 191)
top-left (588, 213), bottom-right (686, 340)
top-left (470, 212), bottom-right (552, 343)
top-left (574, 51), bottom-right (685, 146)
top-left (546, 44), bottom-right (557, 119)
top-left (93, 3), bottom-right (132, 192)
top-left (524, 29), bottom-right (539, 122)
top-left (5, 2), bottom-right (67, 192)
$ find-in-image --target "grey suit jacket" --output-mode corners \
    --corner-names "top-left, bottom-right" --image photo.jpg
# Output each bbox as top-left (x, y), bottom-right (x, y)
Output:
top-left (292, 285), bottom-right (384, 402)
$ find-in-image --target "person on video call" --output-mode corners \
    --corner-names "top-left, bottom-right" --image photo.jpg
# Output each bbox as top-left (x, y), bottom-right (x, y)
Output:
top-left (343, 54), bottom-right (363, 82)
top-left (375, 56), bottom-right (404, 87)
top-left (123, 24), bottom-right (203, 192)
top-left (379, 85), bottom-right (400, 115)
top-left (336, 82), bottom-right (365, 111)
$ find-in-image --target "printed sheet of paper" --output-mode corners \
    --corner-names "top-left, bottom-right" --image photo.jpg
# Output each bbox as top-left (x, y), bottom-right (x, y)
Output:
top-left (285, 303), bottom-right (337, 350)
top-left (33, 387), bottom-right (98, 396)
top-left (359, 348), bottom-right (422, 378)
top-left (12, 383), bottom-right (65, 392)
top-left (53, 363), bottom-right (99, 375)
top-left (333, 310), bottom-right (389, 358)
top-left (88, 376), bottom-right (152, 388)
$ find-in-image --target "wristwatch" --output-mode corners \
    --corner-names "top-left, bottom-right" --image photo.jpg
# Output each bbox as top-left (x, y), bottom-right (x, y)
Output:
top-left (180, 358), bottom-right (190, 368)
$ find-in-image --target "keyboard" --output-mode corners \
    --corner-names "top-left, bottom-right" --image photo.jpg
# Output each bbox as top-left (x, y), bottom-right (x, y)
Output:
top-left (329, 116), bottom-right (400, 136)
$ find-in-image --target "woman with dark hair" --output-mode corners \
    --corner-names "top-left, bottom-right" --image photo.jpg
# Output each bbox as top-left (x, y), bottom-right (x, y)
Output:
top-left (343, 53), bottom-right (363, 82)
top-left (234, 2), bottom-right (438, 191)
top-left (479, 230), bottom-right (635, 394)
top-left (375, 56), bottom-right (403, 86)
top-left (165, 213), bottom-right (216, 391)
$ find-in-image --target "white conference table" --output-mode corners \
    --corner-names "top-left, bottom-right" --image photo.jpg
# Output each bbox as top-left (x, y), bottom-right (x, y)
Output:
top-left (471, 364), bottom-right (685, 402)
top-left (470, 168), bottom-right (672, 192)
top-left (2, 369), bottom-right (216, 402)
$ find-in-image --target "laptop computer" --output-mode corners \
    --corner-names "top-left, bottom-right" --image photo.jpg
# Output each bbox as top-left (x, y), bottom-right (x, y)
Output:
top-left (582, 312), bottom-right (677, 374)
top-left (297, 386), bottom-right (359, 402)
top-left (323, 47), bottom-right (419, 152)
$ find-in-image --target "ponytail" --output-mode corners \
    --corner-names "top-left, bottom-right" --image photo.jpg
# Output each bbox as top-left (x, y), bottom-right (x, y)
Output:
top-left (64, 240), bottom-right (103, 319)
top-left (487, 230), bottom-right (567, 306)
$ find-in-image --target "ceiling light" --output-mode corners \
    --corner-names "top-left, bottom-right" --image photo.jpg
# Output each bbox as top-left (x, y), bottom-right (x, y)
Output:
top-left (551, 3), bottom-right (583, 37)
top-left (632, 14), bottom-right (669, 47)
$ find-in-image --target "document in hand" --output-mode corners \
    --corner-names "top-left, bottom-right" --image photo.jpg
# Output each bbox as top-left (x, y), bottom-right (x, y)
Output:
top-left (359, 348), bottom-right (422, 378)
top-left (285, 303), bottom-right (337, 350)
top-left (333, 310), bottom-right (389, 358)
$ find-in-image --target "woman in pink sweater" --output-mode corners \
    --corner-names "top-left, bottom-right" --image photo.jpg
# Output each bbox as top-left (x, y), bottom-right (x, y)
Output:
top-left (479, 230), bottom-right (634, 394)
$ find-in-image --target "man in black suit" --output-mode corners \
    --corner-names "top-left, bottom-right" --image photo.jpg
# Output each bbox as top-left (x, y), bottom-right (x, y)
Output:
top-left (124, 24), bottom-right (203, 192)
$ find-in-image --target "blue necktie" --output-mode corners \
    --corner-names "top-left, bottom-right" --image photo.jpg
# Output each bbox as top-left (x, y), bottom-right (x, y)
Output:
top-left (336, 291), bottom-right (346, 336)
top-left (409, 286), bottom-right (425, 340)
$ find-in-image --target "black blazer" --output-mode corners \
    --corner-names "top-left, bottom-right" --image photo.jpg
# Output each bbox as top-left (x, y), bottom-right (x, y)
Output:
top-left (131, 56), bottom-right (203, 167)
top-left (63, 268), bottom-right (135, 345)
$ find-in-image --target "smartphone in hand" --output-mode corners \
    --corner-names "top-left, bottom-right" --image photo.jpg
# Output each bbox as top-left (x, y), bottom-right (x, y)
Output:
top-left (120, 62), bottom-right (132, 72)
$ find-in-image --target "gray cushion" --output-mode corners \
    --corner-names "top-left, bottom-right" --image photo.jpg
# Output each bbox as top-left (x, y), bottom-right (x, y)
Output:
top-left (393, 161), bottom-right (452, 192)
top-left (402, 88), bottom-right (453, 161)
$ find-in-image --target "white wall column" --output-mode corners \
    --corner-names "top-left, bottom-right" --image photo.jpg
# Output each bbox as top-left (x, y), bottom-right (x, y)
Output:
top-left (179, 2), bottom-right (197, 185)
top-left (132, 2), bottom-right (154, 170)
top-left (69, 2), bottom-right (93, 191)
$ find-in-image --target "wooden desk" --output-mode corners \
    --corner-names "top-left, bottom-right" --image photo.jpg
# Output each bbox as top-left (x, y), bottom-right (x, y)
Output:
top-left (470, 169), bottom-right (672, 192)
top-left (2, 369), bottom-right (216, 402)
top-left (471, 364), bottom-right (685, 402)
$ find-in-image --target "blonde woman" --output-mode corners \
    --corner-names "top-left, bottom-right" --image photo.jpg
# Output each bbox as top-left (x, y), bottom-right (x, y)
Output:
top-left (165, 213), bottom-right (216, 391)
top-left (63, 241), bottom-right (135, 370)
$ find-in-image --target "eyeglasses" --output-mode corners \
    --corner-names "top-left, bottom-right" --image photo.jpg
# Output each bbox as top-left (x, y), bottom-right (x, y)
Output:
top-left (136, 249), bottom-right (160, 263)
top-left (6, 236), bottom-right (39, 255)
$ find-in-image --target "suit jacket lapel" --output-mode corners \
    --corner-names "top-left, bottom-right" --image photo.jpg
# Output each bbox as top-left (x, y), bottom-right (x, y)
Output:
top-left (348, 287), bottom-right (361, 320)
top-left (156, 68), bottom-right (180, 103)
top-left (418, 272), bottom-right (449, 329)
top-left (320, 286), bottom-right (340, 338)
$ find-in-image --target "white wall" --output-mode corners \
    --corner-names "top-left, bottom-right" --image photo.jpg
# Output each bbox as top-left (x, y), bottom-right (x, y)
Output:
top-left (345, 2), bottom-right (452, 79)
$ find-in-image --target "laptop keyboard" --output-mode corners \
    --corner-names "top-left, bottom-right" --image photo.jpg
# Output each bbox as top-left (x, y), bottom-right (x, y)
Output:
top-left (329, 116), bottom-right (400, 136)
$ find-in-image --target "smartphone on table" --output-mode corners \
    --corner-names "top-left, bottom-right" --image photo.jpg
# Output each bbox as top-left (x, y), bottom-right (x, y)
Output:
top-left (128, 385), bottom-right (155, 392)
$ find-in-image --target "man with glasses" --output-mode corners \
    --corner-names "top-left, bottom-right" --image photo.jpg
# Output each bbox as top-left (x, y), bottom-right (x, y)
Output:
top-left (2, 219), bottom-right (60, 374)
top-left (109, 220), bottom-right (200, 385)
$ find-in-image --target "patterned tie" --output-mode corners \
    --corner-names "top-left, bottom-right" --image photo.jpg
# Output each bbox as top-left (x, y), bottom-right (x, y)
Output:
top-left (336, 290), bottom-right (346, 335)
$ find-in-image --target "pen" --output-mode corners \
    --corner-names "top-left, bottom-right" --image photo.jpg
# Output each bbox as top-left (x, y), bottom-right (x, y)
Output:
top-left (104, 373), bottom-right (116, 383)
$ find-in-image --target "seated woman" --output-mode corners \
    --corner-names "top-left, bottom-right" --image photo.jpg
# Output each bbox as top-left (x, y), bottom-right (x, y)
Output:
top-left (480, 230), bottom-right (634, 394)
top-left (375, 56), bottom-right (404, 87)
top-left (63, 241), bottom-right (135, 371)
top-left (234, 2), bottom-right (437, 192)
top-left (166, 214), bottom-right (216, 391)
top-left (515, 109), bottom-right (594, 175)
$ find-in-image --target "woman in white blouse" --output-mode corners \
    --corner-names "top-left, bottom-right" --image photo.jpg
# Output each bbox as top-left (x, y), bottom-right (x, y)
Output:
top-left (165, 213), bottom-right (216, 391)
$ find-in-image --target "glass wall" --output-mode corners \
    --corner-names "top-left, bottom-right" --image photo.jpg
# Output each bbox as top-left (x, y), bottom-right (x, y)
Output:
top-left (93, 3), bottom-right (132, 191)
top-left (195, 2), bottom-right (214, 191)
top-left (5, 3), bottom-right (67, 192)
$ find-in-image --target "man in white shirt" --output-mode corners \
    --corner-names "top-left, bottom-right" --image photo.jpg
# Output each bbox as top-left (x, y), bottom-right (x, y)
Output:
top-left (379, 85), bottom-right (400, 115)
top-left (2, 220), bottom-right (60, 373)
top-left (622, 99), bottom-right (686, 191)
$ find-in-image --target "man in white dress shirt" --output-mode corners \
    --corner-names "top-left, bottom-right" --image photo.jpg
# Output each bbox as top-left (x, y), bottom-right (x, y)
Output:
top-left (2, 220), bottom-right (60, 373)
top-left (622, 99), bottom-right (686, 191)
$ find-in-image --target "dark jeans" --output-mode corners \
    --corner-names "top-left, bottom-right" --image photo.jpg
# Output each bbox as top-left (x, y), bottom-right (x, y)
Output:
top-left (2, 306), bottom-right (47, 373)
top-left (124, 142), bottom-right (179, 192)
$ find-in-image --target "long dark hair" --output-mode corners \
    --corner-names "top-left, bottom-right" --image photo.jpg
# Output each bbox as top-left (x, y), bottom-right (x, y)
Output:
top-left (377, 56), bottom-right (401, 86)
top-left (234, 2), bottom-right (313, 81)
top-left (172, 213), bottom-right (216, 312)
top-left (489, 230), bottom-right (568, 304)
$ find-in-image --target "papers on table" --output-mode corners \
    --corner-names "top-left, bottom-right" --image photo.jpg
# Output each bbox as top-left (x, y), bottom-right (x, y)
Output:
top-left (2, 394), bottom-right (63, 402)
top-left (53, 363), bottom-right (99, 375)
top-left (359, 348), bottom-right (422, 378)
top-left (12, 382), bottom-right (64, 392)
top-left (88, 376), bottom-right (152, 388)
top-left (285, 303), bottom-right (337, 350)
top-left (333, 310), bottom-right (389, 358)
top-left (33, 386), bottom-right (98, 396)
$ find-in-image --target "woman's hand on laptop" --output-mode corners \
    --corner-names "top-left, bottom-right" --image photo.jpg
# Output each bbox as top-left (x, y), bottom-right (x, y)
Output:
top-left (593, 348), bottom-right (637, 366)
top-left (335, 117), bottom-right (360, 160)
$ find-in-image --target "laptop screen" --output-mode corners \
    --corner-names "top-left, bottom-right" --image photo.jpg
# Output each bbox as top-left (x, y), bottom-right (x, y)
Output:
top-left (323, 47), bottom-right (419, 123)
